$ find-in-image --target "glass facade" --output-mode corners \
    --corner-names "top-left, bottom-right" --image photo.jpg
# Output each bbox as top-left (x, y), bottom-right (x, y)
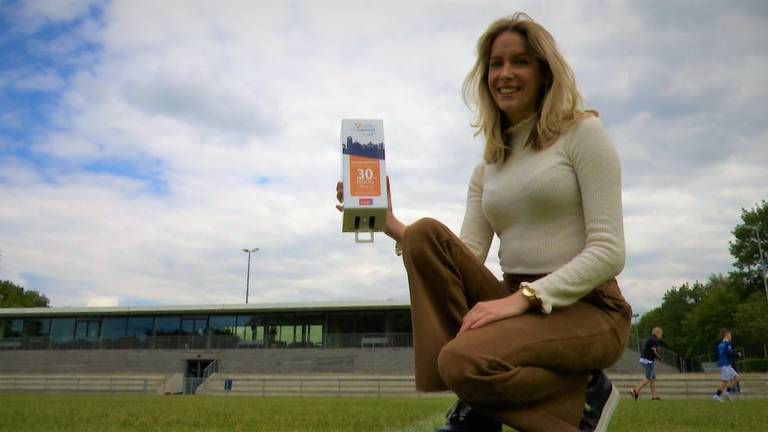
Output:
top-left (155, 316), bottom-right (181, 335)
top-left (0, 308), bottom-right (412, 351)
top-left (50, 318), bottom-right (76, 348)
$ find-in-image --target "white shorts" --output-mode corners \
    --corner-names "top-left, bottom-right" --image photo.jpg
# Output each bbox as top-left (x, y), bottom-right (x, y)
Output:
top-left (719, 365), bottom-right (739, 382)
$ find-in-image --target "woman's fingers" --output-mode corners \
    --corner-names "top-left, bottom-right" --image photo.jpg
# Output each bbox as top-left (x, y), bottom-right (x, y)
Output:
top-left (459, 306), bottom-right (487, 334)
top-left (458, 296), bottom-right (526, 334)
top-left (336, 181), bottom-right (344, 212)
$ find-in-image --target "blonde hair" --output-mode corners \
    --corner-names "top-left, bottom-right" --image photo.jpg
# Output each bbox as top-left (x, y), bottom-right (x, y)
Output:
top-left (462, 13), bottom-right (596, 163)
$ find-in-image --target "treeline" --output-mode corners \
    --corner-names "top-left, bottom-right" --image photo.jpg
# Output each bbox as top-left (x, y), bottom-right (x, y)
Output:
top-left (0, 280), bottom-right (49, 308)
top-left (635, 200), bottom-right (768, 360)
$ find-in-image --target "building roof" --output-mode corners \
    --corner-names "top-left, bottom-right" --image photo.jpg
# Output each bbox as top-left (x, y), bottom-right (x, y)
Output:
top-left (0, 299), bottom-right (412, 317)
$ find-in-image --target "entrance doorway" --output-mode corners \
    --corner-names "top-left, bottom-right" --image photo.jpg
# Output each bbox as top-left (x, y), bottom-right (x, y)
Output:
top-left (184, 359), bottom-right (213, 394)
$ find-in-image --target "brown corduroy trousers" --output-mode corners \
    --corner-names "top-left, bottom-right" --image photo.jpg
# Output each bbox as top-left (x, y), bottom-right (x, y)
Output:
top-left (401, 218), bottom-right (632, 432)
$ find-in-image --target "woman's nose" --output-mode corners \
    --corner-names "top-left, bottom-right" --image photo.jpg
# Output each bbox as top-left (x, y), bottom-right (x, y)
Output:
top-left (500, 62), bottom-right (514, 78)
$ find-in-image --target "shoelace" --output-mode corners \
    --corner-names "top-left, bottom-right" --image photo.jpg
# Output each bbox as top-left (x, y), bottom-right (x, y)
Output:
top-left (446, 401), bottom-right (472, 422)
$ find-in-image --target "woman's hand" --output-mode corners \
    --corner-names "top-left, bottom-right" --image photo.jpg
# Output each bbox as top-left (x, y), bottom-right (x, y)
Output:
top-left (336, 176), bottom-right (407, 242)
top-left (458, 291), bottom-right (531, 334)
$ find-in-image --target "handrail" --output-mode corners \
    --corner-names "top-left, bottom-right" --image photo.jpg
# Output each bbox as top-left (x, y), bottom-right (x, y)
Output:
top-left (202, 359), bottom-right (220, 379)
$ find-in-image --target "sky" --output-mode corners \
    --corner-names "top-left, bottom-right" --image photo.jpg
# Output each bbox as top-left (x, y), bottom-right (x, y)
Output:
top-left (0, 0), bottom-right (766, 314)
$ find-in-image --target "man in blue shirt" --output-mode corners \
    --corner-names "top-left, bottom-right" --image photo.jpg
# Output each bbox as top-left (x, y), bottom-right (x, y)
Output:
top-left (630, 327), bottom-right (663, 401)
top-left (713, 328), bottom-right (741, 402)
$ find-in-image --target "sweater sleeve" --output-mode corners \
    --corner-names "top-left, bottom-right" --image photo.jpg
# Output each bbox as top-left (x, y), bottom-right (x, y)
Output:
top-left (528, 117), bottom-right (625, 313)
top-left (460, 162), bottom-right (494, 262)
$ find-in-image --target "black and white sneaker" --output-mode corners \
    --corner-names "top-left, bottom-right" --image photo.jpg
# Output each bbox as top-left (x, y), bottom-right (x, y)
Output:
top-left (435, 399), bottom-right (501, 432)
top-left (579, 371), bottom-right (620, 432)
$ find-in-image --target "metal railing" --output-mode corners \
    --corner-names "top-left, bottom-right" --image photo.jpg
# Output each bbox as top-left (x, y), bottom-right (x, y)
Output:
top-left (690, 347), bottom-right (747, 372)
top-left (182, 360), bottom-right (221, 395)
top-left (196, 374), bottom-right (768, 399)
top-left (202, 359), bottom-right (220, 379)
top-left (0, 332), bottom-right (413, 351)
top-left (0, 376), bottom-right (155, 393)
top-left (198, 375), bottom-right (426, 397)
top-left (627, 333), bottom-right (689, 372)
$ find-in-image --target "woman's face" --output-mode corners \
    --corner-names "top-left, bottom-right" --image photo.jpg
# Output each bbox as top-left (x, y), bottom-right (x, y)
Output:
top-left (487, 31), bottom-right (542, 124)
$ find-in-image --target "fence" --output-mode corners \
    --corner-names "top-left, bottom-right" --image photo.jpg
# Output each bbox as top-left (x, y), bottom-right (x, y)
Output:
top-left (198, 375), bottom-right (433, 397)
top-left (198, 373), bottom-right (768, 399)
top-left (0, 376), bottom-right (157, 393)
top-left (610, 373), bottom-right (768, 400)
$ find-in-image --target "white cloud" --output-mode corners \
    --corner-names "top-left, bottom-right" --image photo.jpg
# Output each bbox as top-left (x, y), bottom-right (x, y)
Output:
top-left (1, 0), bottom-right (767, 318)
top-left (86, 297), bottom-right (119, 307)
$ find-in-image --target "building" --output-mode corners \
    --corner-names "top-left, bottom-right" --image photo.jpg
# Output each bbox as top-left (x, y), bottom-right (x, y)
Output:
top-left (0, 300), bottom-right (412, 351)
top-left (0, 300), bottom-right (655, 395)
top-left (0, 300), bottom-right (416, 392)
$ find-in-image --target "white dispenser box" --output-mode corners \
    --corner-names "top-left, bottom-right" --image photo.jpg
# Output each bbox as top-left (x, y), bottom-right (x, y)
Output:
top-left (341, 119), bottom-right (388, 242)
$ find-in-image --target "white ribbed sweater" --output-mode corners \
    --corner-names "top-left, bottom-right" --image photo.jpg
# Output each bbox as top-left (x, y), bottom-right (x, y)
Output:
top-left (459, 115), bottom-right (625, 313)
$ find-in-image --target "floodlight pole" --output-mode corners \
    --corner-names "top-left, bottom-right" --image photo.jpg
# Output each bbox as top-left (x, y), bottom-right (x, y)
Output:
top-left (243, 248), bottom-right (259, 304)
top-left (632, 313), bottom-right (640, 352)
top-left (750, 226), bottom-right (768, 304)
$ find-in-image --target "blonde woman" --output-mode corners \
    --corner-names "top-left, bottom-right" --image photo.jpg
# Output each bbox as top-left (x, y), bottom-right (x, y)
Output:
top-left (336, 12), bottom-right (631, 432)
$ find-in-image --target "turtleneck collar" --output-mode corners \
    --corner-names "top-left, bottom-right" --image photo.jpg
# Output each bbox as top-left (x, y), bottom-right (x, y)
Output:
top-left (509, 112), bottom-right (537, 133)
top-left (505, 113), bottom-right (537, 150)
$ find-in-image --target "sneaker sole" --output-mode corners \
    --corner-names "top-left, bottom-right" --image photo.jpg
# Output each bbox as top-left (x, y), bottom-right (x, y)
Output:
top-left (594, 385), bottom-right (619, 432)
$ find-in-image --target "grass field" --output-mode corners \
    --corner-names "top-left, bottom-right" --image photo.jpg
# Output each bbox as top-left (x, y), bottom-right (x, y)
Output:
top-left (1, 394), bottom-right (767, 431)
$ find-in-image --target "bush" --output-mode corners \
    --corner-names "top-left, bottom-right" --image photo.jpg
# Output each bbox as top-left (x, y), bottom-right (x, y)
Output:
top-left (739, 358), bottom-right (768, 372)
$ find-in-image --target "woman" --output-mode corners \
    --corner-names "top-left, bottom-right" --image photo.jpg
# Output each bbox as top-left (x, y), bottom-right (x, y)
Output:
top-left (336, 13), bottom-right (630, 432)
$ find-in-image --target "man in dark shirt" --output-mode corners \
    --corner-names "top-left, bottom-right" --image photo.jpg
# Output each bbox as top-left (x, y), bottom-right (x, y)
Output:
top-left (630, 327), bottom-right (663, 400)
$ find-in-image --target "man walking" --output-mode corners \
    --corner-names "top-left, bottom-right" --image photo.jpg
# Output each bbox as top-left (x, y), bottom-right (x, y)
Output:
top-left (630, 327), bottom-right (663, 401)
top-left (713, 328), bottom-right (741, 402)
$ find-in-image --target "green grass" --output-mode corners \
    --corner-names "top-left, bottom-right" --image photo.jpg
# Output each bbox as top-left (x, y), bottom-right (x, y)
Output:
top-left (0, 394), bottom-right (767, 431)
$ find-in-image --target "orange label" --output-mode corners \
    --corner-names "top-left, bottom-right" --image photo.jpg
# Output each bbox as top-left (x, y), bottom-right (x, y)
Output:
top-left (349, 155), bottom-right (381, 197)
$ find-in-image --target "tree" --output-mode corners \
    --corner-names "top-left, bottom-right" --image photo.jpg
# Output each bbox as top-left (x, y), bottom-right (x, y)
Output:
top-left (728, 200), bottom-right (768, 300)
top-left (682, 285), bottom-right (739, 358)
top-left (733, 292), bottom-right (768, 358)
top-left (657, 281), bottom-right (706, 353)
top-left (0, 280), bottom-right (49, 308)
top-left (633, 281), bottom-right (707, 356)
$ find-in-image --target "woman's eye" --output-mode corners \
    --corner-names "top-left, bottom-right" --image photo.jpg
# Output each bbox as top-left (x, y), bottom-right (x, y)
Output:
top-left (513, 58), bottom-right (529, 65)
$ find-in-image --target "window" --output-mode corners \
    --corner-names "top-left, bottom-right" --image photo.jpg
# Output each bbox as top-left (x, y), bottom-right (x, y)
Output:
top-left (50, 318), bottom-right (76, 343)
top-left (387, 311), bottom-right (412, 333)
top-left (3, 318), bottom-right (24, 338)
top-left (155, 316), bottom-right (181, 335)
top-left (327, 312), bottom-right (354, 334)
top-left (126, 316), bottom-right (154, 340)
top-left (75, 318), bottom-right (100, 341)
top-left (23, 318), bottom-right (51, 337)
top-left (209, 315), bottom-right (236, 335)
top-left (355, 311), bottom-right (385, 333)
top-left (101, 317), bottom-right (127, 340)
top-left (181, 317), bottom-right (207, 336)
top-left (236, 315), bottom-right (264, 347)
top-left (294, 314), bottom-right (324, 347)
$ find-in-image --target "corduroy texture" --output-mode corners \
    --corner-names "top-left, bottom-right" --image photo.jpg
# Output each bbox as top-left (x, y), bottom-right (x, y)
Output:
top-left (402, 218), bottom-right (631, 432)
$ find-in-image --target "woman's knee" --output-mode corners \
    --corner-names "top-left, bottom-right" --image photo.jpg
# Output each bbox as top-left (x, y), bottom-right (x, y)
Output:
top-left (404, 218), bottom-right (444, 241)
top-left (437, 342), bottom-right (482, 395)
top-left (402, 218), bottom-right (448, 253)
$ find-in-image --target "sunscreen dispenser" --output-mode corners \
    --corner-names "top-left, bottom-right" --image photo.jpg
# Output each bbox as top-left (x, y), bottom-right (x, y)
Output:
top-left (340, 119), bottom-right (388, 243)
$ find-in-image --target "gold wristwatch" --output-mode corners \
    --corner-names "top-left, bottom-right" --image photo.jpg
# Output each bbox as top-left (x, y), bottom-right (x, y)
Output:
top-left (520, 282), bottom-right (542, 308)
